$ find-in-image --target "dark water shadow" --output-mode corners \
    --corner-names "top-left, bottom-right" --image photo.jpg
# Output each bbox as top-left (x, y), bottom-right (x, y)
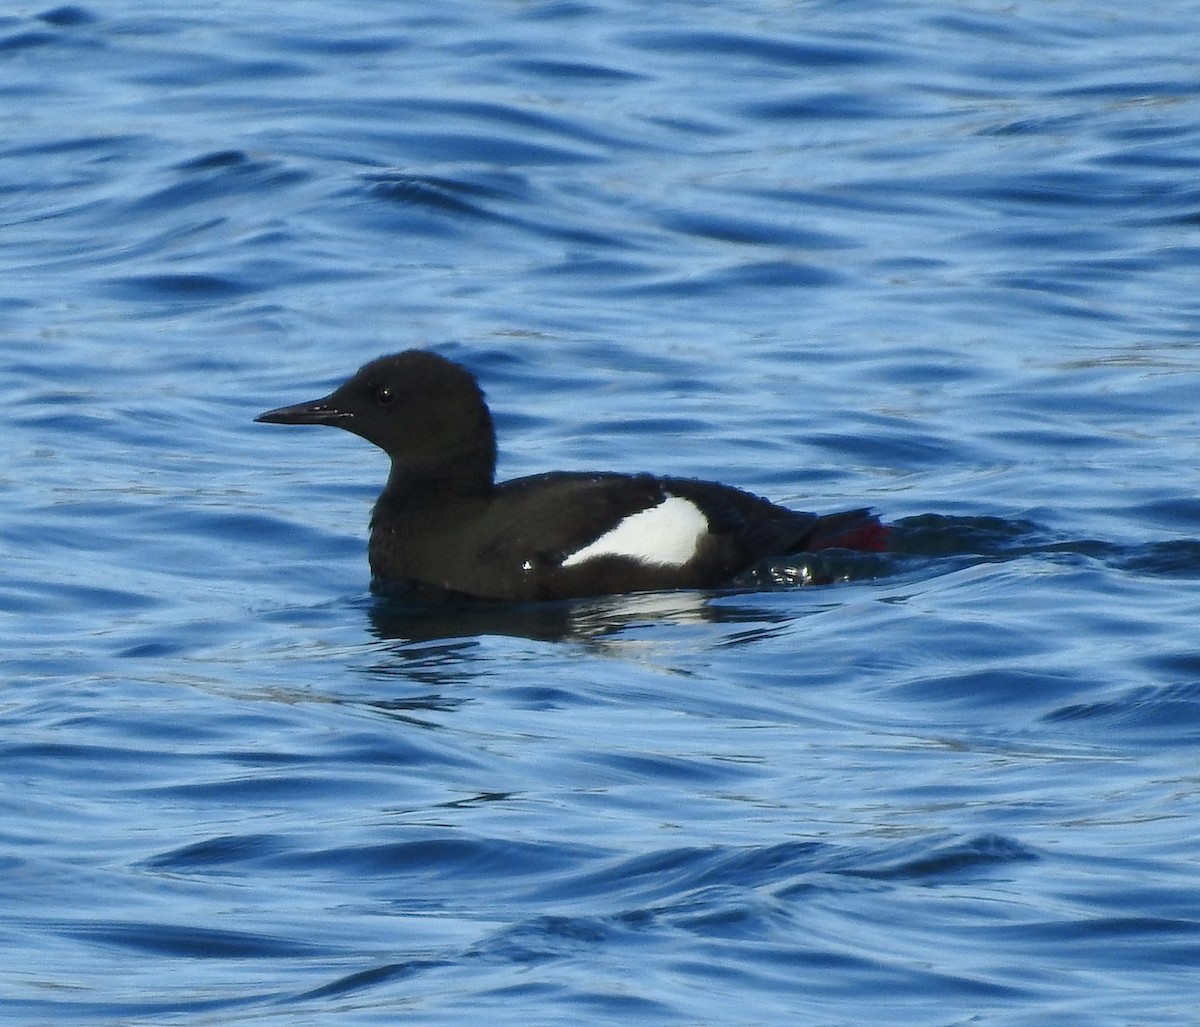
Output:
top-left (887, 513), bottom-right (1200, 579)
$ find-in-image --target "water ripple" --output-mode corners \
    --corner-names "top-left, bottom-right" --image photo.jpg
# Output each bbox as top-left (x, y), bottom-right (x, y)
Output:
top-left (4, 2), bottom-right (1200, 1024)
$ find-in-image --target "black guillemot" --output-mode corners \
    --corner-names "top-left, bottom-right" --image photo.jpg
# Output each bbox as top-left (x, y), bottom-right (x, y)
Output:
top-left (256, 350), bottom-right (888, 601)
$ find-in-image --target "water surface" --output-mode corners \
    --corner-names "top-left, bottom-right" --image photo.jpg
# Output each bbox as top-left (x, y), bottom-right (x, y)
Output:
top-left (3, 2), bottom-right (1200, 1024)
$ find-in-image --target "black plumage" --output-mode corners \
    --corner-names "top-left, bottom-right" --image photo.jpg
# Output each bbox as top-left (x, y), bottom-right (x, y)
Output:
top-left (257, 350), bottom-right (887, 601)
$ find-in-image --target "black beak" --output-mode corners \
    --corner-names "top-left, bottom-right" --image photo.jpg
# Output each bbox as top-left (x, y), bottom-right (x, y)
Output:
top-left (255, 394), bottom-right (353, 426)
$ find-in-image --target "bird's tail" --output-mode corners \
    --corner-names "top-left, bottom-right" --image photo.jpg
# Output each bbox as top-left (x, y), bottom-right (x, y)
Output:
top-left (805, 508), bottom-right (890, 552)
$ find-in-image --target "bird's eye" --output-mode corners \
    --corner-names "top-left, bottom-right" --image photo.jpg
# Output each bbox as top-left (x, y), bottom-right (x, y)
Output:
top-left (373, 385), bottom-right (394, 406)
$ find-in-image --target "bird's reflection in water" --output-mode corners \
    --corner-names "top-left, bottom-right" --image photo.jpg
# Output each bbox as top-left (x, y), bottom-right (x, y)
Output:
top-left (357, 588), bottom-right (774, 718)
top-left (367, 587), bottom-right (737, 646)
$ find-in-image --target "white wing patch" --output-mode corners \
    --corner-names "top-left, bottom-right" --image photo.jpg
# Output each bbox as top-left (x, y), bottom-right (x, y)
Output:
top-left (561, 495), bottom-right (709, 569)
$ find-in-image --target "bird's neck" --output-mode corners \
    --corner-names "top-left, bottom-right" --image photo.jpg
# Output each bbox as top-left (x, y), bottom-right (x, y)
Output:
top-left (381, 448), bottom-right (495, 506)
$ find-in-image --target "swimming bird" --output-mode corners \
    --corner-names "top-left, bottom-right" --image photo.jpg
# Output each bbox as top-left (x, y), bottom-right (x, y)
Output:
top-left (256, 351), bottom-right (888, 601)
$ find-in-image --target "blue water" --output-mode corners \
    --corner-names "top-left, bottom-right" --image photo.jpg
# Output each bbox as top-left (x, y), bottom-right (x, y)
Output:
top-left (4, 1), bottom-right (1200, 1023)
